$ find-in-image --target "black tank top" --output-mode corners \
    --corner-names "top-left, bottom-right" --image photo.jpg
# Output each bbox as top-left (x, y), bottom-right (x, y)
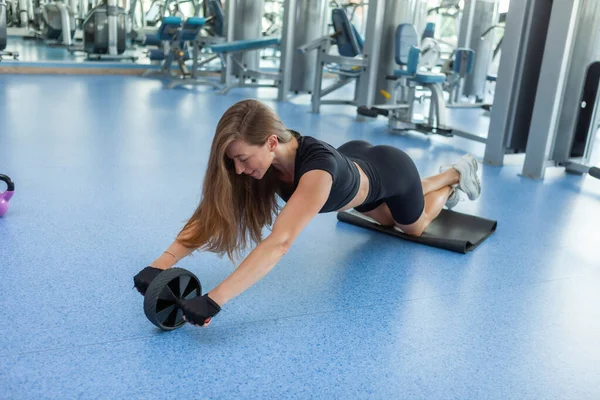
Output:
top-left (278, 135), bottom-right (360, 213)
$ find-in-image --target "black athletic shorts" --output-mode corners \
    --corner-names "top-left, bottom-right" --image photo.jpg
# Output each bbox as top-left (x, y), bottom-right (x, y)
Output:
top-left (337, 140), bottom-right (424, 225)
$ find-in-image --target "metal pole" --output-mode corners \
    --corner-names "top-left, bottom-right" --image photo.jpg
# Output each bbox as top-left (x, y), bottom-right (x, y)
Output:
top-left (582, 74), bottom-right (600, 164)
top-left (521, 0), bottom-right (581, 179)
top-left (223, 0), bottom-right (236, 85)
top-left (18, 0), bottom-right (28, 27)
top-left (79, 0), bottom-right (88, 21)
top-left (454, 0), bottom-right (477, 102)
top-left (277, 0), bottom-right (297, 101)
top-left (70, 0), bottom-right (78, 19)
top-left (107, 0), bottom-right (118, 55)
top-left (355, 0), bottom-right (386, 109)
top-left (371, 0), bottom-right (415, 106)
top-left (56, 3), bottom-right (73, 46)
top-left (483, 0), bottom-right (529, 166)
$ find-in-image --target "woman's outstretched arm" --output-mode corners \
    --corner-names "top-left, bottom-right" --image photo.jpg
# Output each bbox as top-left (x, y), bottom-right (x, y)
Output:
top-left (150, 240), bottom-right (197, 269)
top-left (209, 169), bottom-right (333, 306)
top-left (180, 169), bottom-right (333, 326)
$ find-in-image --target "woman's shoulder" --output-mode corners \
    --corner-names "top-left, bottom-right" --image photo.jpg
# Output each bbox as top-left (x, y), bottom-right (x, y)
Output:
top-left (298, 135), bottom-right (336, 153)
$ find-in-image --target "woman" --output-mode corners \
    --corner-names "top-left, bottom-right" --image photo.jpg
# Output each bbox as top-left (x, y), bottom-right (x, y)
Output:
top-left (133, 99), bottom-right (481, 327)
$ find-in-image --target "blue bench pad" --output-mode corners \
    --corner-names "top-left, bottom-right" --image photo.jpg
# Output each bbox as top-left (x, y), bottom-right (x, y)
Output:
top-left (208, 37), bottom-right (280, 53)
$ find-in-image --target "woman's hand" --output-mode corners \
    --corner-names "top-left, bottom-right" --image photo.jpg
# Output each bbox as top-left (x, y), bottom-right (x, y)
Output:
top-left (181, 294), bottom-right (222, 327)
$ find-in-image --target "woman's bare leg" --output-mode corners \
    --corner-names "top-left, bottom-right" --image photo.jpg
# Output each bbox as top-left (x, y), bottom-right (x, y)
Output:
top-left (357, 155), bottom-right (480, 235)
top-left (421, 168), bottom-right (459, 195)
top-left (395, 186), bottom-right (452, 236)
top-left (359, 169), bottom-right (457, 231)
top-left (360, 185), bottom-right (452, 237)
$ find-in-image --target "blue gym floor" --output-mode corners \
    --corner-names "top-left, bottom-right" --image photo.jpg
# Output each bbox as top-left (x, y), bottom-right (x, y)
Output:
top-left (5, 36), bottom-right (149, 63)
top-left (1, 75), bottom-right (599, 399)
top-left (1, 36), bottom-right (266, 73)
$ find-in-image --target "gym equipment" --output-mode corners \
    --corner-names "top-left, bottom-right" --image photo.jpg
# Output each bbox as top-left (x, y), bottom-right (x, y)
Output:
top-left (455, 0), bottom-right (500, 105)
top-left (426, 0), bottom-right (462, 51)
top-left (30, 2), bottom-right (77, 46)
top-left (144, 0), bottom-right (223, 61)
top-left (204, 0), bottom-right (223, 37)
top-left (421, 21), bottom-right (435, 40)
top-left (201, 36), bottom-right (281, 93)
top-left (297, 8), bottom-right (368, 113)
top-left (200, 0), bottom-right (282, 94)
top-left (297, 0), bottom-right (388, 111)
top-left (143, 16), bottom-right (215, 80)
top-left (358, 24), bottom-right (487, 144)
top-left (148, 15), bottom-right (281, 91)
top-left (480, 11), bottom-right (507, 76)
top-left (442, 48), bottom-right (479, 108)
top-left (370, 0), bottom-right (429, 106)
top-left (562, 61), bottom-right (600, 179)
top-left (144, 16), bottom-right (185, 62)
top-left (526, 60), bottom-right (600, 180)
top-left (337, 209), bottom-right (497, 254)
top-left (82, 1), bottom-right (127, 57)
top-left (229, 0), bottom-right (263, 76)
top-left (358, 26), bottom-right (444, 131)
top-left (285, 0), bottom-right (328, 94)
top-left (520, 0), bottom-right (600, 180)
top-left (44, 3), bottom-right (75, 45)
top-left (0, 174), bottom-right (15, 217)
top-left (70, 0), bottom-right (136, 60)
top-left (419, 36), bottom-right (442, 71)
top-left (483, 0), bottom-right (552, 166)
top-left (163, 8), bottom-right (281, 93)
top-left (1, 0), bottom-right (19, 60)
top-left (3, 0), bottom-right (27, 28)
top-left (143, 267), bottom-right (202, 331)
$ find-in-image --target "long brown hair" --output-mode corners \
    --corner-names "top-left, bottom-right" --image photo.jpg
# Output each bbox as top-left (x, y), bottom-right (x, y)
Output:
top-left (177, 99), bottom-right (298, 262)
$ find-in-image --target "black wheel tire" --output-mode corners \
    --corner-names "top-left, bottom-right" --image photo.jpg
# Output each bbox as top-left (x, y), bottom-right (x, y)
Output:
top-left (143, 267), bottom-right (202, 331)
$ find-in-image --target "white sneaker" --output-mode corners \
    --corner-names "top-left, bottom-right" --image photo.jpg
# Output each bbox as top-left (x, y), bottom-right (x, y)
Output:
top-left (451, 154), bottom-right (481, 200)
top-left (439, 165), bottom-right (459, 209)
top-left (445, 187), bottom-right (461, 209)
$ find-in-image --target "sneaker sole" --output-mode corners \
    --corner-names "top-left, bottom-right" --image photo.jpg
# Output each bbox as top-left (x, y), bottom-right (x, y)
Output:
top-left (445, 189), bottom-right (460, 209)
top-left (462, 156), bottom-right (481, 200)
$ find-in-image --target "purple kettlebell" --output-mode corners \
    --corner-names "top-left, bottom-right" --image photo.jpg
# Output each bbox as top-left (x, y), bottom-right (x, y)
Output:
top-left (0, 174), bottom-right (15, 217)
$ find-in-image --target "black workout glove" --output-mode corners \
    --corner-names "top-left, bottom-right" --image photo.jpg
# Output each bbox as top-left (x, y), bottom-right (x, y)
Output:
top-left (181, 294), bottom-right (221, 326)
top-left (133, 266), bottom-right (164, 295)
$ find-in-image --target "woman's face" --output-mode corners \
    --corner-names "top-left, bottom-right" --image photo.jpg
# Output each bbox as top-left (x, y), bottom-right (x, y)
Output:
top-left (226, 136), bottom-right (276, 179)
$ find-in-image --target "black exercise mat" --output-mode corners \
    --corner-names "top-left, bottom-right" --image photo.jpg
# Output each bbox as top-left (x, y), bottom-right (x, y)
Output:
top-left (337, 209), bottom-right (497, 254)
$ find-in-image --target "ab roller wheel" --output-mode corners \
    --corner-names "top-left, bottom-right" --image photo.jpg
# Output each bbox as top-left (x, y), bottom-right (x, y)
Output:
top-left (143, 267), bottom-right (202, 331)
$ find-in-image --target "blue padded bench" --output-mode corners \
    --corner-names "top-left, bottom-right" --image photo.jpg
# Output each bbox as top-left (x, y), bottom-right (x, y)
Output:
top-left (394, 23), bottom-right (419, 77)
top-left (145, 17), bottom-right (183, 60)
top-left (148, 48), bottom-right (191, 61)
top-left (145, 34), bottom-right (162, 47)
top-left (422, 22), bottom-right (436, 40)
top-left (394, 23), bottom-right (446, 85)
top-left (207, 37), bottom-right (280, 54)
top-left (411, 70), bottom-right (446, 84)
top-left (164, 35), bottom-right (281, 91)
top-left (180, 17), bottom-right (206, 41)
top-left (157, 16), bottom-right (183, 40)
top-left (146, 16), bottom-right (205, 45)
top-left (145, 17), bottom-right (201, 61)
top-left (145, 17), bottom-right (182, 46)
top-left (331, 8), bottom-right (363, 58)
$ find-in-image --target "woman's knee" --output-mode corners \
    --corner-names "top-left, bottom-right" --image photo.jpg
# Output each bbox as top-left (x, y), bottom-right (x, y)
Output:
top-left (395, 211), bottom-right (429, 237)
top-left (360, 204), bottom-right (396, 227)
